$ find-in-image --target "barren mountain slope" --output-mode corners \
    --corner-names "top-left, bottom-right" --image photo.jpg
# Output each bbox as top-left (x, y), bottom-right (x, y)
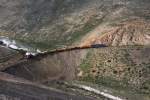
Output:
top-left (0, 0), bottom-right (149, 49)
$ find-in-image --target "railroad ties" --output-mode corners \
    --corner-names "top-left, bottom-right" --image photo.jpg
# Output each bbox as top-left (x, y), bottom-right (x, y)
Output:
top-left (33, 44), bottom-right (107, 58)
top-left (0, 42), bottom-right (107, 59)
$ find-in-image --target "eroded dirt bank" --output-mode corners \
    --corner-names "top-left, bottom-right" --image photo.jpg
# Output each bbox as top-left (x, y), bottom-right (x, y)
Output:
top-left (3, 48), bottom-right (88, 82)
top-left (0, 46), bottom-right (23, 71)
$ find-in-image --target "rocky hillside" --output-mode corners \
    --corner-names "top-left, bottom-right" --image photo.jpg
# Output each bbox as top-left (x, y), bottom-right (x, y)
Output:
top-left (0, 0), bottom-right (149, 50)
top-left (3, 46), bottom-right (150, 100)
top-left (0, 0), bottom-right (150, 100)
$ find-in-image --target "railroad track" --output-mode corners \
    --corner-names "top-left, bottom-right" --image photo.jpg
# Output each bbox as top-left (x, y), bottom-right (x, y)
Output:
top-left (0, 44), bottom-right (107, 58)
top-left (32, 44), bottom-right (107, 58)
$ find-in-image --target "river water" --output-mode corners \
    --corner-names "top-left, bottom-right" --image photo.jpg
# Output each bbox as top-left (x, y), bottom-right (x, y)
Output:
top-left (0, 36), bottom-right (44, 56)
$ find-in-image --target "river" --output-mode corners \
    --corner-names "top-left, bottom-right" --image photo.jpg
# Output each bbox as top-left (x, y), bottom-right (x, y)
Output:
top-left (0, 36), bottom-right (44, 56)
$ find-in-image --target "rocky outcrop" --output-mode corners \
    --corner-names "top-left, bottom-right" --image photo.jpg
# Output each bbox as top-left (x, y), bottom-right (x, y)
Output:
top-left (80, 19), bottom-right (150, 46)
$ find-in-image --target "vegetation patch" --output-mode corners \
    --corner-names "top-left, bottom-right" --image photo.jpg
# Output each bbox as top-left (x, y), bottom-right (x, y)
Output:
top-left (78, 47), bottom-right (150, 95)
